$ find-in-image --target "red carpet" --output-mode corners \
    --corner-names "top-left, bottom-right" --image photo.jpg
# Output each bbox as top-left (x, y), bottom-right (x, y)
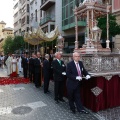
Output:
top-left (0, 77), bottom-right (30, 85)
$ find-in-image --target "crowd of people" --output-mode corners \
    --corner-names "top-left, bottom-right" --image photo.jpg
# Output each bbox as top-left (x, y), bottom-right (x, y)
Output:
top-left (2, 51), bottom-right (91, 114)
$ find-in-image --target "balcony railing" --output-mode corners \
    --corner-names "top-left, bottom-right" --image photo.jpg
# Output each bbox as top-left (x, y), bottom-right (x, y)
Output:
top-left (40, 15), bottom-right (55, 25)
top-left (40, 0), bottom-right (55, 11)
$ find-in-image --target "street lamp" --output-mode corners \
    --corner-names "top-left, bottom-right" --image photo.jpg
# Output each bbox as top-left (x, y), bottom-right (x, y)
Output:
top-left (106, 3), bottom-right (111, 49)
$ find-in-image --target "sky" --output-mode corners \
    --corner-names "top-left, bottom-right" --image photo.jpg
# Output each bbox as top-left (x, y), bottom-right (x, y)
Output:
top-left (0, 0), bottom-right (13, 28)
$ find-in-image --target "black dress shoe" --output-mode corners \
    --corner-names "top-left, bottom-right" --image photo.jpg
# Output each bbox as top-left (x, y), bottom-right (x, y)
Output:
top-left (35, 85), bottom-right (40, 88)
top-left (79, 110), bottom-right (89, 114)
top-left (59, 99), bottom-right (65, 102)
top-left (70, 109), bottom-right (76, 114)
top-left (47, 90), bottom-right (50, 93)
top-left (55, 100), bottom-right (59, 104)
top-left (44, 91), bottom-right (50, 94)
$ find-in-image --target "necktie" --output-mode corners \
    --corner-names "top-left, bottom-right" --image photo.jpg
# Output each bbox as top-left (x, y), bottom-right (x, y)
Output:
top-left (76, 63), bottom-right (81, 76)
top-left (59, 60), bottom-right (61, 65)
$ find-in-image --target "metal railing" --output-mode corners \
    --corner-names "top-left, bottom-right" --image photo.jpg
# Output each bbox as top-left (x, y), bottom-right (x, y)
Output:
top-left (40, 15), bottom-right (55, 25)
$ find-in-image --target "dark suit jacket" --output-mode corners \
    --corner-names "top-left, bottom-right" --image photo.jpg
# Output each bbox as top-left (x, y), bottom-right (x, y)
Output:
top-left (22, 57), bottom-right (28, 69)
top-left (34, 58), bottom-right (41, 73)
top-left (49, 54), bottom-right (53, 63)
top-left (29, 57), bottom-right (35, 72)
top-left (43, 59), bottom-right (51, 79)
top-left (52, 59), bottom-right (66, 81)
top-left (66, 60), bottom-right (89, 89)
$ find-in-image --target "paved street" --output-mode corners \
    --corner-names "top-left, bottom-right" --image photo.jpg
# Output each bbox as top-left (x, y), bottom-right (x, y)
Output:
top-left (0, 68), bottom-right (120, 120)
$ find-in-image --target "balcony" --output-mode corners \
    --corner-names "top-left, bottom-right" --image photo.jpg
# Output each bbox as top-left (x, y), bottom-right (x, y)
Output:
top-left (40, 15), bottom-right (55, 26)
top-left (40, 0), bottom-right (55, 11)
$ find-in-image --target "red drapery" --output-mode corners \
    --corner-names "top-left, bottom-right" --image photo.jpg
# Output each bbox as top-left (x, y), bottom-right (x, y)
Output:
top-left (64, 75), bottom-right (120, 112)
top-left (80, 75), bottom-right (120, 112)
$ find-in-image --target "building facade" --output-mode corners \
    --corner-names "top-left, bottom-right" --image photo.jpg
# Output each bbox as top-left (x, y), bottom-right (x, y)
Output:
top-left (0, 21), bottom-right (14, 52)
top-left (13, 0), bottom-right (30, 36)
top-left (40, 0), bottom-right (55, 33)
top-left (29, 0), bottom-right (41, 31)
top-left (13, 0), bottom-right (119, 53)
top-left (0, 21), bottom-right (6, 40)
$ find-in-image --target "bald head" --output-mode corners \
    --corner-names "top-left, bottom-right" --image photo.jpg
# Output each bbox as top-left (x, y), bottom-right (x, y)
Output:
top-left (73, 52), bottom-right (80, 62)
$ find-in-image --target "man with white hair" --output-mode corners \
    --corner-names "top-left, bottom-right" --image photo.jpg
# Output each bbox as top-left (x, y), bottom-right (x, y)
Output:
top-left (66, 52), bottom-right (91, 114)
top-left (52, 52), bottom-right (66, 103)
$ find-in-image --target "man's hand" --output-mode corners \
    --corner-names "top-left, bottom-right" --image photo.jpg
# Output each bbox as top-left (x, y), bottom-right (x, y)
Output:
top-left (86, 75), bottom-right (91, 80)
top-left (62, 72), bottom-right (66, 75)
top-left (76, 76), bottom-right (82, 81)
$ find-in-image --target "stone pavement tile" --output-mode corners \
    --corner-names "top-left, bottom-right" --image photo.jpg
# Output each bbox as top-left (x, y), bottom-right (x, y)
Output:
top-left (0, 81), bottom-right (99, 120)
top-left (1, 67), bottom-right (119, 120)
top-left (96, 107), bottom-right (120, 120)
top-left (0, 67), bottom-right (23, 77)
top-left (0, 67), bottom-right (8, 77)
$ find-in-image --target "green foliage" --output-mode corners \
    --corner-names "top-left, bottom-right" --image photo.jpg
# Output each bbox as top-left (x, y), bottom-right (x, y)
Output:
top-left (97, 14), bottom-right (120, 39)
top-left (13, 36), bottom-right (25, 51)
top-left (3, 36), bottom-right (25, 54)
top-left (2, 36), bottom-right (14, 54)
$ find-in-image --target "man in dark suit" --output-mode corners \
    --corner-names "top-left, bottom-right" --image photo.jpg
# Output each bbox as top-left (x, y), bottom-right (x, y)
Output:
top-left (52, 52), bottom-right (66, 103)
top-left (66, 52), bottom-right (91, 114)
top-left (22, 53), bottom-right (29, 78)
top-left (49, 50), bottom-right (54, 80)
top-left (43, 54), bottom-right (51, 93)
top-left (29, 53), bottom-right (35, 82)
top-left (34, 52), bottom-right (42, 88)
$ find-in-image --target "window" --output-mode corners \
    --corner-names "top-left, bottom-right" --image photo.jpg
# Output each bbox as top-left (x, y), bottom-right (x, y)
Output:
top-left (35, 9), bottom-right (37, 22)
top-left (31, 13), bottom-right (33, 21)
top-left (21, 17), bottom-right (25, 26)
top-left (27, 4), bottom-right (29, 12)
top-left (62, 0), bottom-right (84, 28)
top-left (62, 0), bottom-right (68, 6)
top-left (27, 27), bottom-right (29, 32)
top-left (75, 0), bottom-right (84, 6)
top-left (27, 16), bottom-right (29, 24)
top-left (50, 25), bottom-right (55, 31)
top-left (62, 0), bottom-right (75, 26)
top-left (40, 10), bottom-right (42, 18)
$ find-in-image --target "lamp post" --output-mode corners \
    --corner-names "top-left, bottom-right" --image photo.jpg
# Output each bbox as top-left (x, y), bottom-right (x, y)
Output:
top-left (74, 6), bottom-right (78, 49)
top-left (106, 3), bottom-right (111, 49)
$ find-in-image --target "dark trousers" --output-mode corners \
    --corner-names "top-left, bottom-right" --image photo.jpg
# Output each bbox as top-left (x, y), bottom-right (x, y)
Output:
top-left (54, 81), bottom-right (64, 100)
top-left (23, 67), bottom-right (28, 78)
top-left (67, 85), bottom-right (84, 112)
top-left (30, 70), bottom-right (34, 82)
top-left (50, 68), bottom-right (53, 80)
top-left (44, 77), bottom-right (50, 93)
top-left (34, 73), bottom-right (41, 87)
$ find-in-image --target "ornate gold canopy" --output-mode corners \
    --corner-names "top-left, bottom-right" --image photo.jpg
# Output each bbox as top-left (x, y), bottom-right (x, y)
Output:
top-left (24, 26), bottom-right (59, 45)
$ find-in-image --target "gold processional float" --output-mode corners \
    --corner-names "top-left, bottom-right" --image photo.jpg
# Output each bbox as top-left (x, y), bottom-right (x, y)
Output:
top-left (24, 26), bottom-right (59, 46)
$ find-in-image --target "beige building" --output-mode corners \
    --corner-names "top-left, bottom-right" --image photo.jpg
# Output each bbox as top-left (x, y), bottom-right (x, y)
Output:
top-left (0, 21), bottom-right (6, 40)
top-left (0, 21), bottom-right (14, 53)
